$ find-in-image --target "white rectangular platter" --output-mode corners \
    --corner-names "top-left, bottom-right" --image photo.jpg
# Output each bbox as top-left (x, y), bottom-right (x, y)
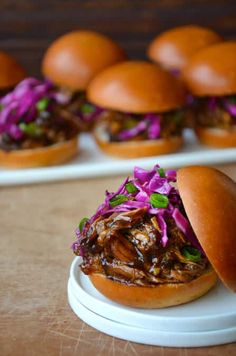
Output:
top-left (0, 130), bottom-right (235, 186)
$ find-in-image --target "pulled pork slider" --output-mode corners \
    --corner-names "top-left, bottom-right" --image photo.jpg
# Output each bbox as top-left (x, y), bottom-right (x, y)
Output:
top-left (0, 78), bottom-right (79, 168)
top-left (183, 42), bottom-right (236, 147)
top-left (87, 61), bottom-right (186, 158)
top-left (0, 51), bottom-right (26, 96)
top-left (72, 165), bottom-right (236, 308)
top-left (147, 25), bottom-right (222, 75)
top-left (42, 30), bottom-right (126, 131)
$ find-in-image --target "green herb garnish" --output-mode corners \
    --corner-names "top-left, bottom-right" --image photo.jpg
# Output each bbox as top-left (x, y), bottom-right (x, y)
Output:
top-left (81, 103), bottom-right (95, 114)
top-left (110, 194), bottom-right (128, 207)
top-left (36, 97), bottom-right (49, 111)
top-left (79, 218), bottom-right (89, 232)
top-left (157, 168), bottom-right (165, 178)
top-left (150, 193), bottom-right (169, 208)
top-left (19, 122), bottom-right (43, 137)
top-left (125, 182), bottom-right (138, 194)
top-left (182, 246), bottom-right (201, 262)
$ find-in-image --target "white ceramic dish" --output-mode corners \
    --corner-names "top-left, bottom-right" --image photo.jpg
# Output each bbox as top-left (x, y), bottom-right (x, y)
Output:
top-left (69, 257), bottom-right (236, 333)
top-left (68, 279), bottom-right (236, 347)
top-left (0, 130), bottom-right (235, 186)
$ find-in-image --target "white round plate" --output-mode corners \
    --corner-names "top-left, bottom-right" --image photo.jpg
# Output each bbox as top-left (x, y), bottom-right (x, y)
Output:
top-left (70, 257), bottom-right (236, 332)
top-left (68, 280), bottom-right (236, 347)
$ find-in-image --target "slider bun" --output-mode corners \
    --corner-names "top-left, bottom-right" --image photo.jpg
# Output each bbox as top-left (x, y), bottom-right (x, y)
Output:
top-left (0, 51), bottom-right (26, 89)
top-left (147, 25), bottom-right (221, 72)
top-left (42, 30), bottom-right (126, 91)
top-left (89, 268), bottom-right (217, 308)
top-left (0, 137), bottom-right (78, 168)
top-left (178, 166), bottom-right (236, 292)
top-left (94, 121), bottom-right (183, 158)
top-left (183, 42), bottom-right (236, 96)
top-left (87, 61), bottom-right (186, 113)
top-left (196, 127), bottom-right (236, 148)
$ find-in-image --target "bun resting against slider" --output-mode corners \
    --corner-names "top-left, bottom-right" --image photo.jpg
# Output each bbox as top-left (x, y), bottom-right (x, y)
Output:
top-left (0, 78), bottom-right (80, 168)
top-left (42, 30), bottom-right (126, 131)
top-left (72, 164), bottom-right (236, 308)
top-left (87, 61), bottom-right (187, 158)
top-left (182, 42), bottom-right (236, 147)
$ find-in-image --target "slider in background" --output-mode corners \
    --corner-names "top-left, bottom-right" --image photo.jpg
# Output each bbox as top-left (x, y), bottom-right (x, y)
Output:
top-left (183, 41), bottom-right (236, 148)
top-left (87, 61), bottom-right (187, 158)
top-left (42, 30), bottom-right (126, 132)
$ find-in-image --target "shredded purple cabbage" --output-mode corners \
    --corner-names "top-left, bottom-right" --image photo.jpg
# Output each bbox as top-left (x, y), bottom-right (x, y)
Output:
top-left (206, 96), bottom-right (236, 119)
top-left (73, 164), bottom-right (201, 251)
top-left (0, 77), bottom-right (71, 140)
top-left (117, 114), bottom-right (161, 141)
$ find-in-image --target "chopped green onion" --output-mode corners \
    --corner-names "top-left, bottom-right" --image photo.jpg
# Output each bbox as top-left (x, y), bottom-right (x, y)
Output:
top-left (0, 103), bottom-right (3, 111)
top-left (125, 182), bottom-right (138, 194)
top-left (36, 97), bottom-right (49, 111)
top-left (150, 193), bottom-right (169, 208)
top-left (157, 168), bottom-right (165, 178)
top-left (19, 122), bottom-right (43, 137)
top-left (79, 218), bottom-right (89, 232)
top-left (227, 96), bottom-right (236, 104)
top-left (173, 110), bottom-right (184, 124)
top-left (81, 103), bottom-right (95, 114)
top-left (124, 118), bottom-right (138, 129)
top-left (110, 194), bottom-right (128, 207)
top-left (182, 246), bottom-right (201, 262)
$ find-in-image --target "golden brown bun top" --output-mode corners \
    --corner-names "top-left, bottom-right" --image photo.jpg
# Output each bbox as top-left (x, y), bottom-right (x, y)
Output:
top-left (0, 51), bottom-right (26, 89)
top-left (183, 42), bottom-right (236, 96)
top-left (177, 166), bottom-right (236, 292)
top-left (87, 61), bottom-right (186, 113)
top-left (42, 30), bottom-right (126, 91)
top-left (148, 25), bottom-right (222, 72)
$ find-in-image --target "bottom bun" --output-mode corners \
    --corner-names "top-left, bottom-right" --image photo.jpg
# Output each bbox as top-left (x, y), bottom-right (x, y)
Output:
top-left (89, 268), bottom-right (217, 308)
top-left (196, 127), bottom-right (236, 148)
top-left (0, 137), bottom-right (78, 168)
top-left (94, 123), bottom-right (183, 158)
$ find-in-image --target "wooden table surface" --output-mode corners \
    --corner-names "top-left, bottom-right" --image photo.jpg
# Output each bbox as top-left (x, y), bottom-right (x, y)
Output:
top-left (1, 163), bottom-right (236, 356)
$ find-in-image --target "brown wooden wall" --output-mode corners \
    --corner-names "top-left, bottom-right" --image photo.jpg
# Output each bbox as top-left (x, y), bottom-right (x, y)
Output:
top-left (0, 0), bottom-right (235, 77)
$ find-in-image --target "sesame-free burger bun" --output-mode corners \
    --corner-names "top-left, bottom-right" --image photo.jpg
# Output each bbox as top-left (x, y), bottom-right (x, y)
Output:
top-left (0, 51), bottom-right (26, 89)
top-left (147, 25), bottom-right (221, 72)
top-left (42, 30), bottom-right (126, 91)
top-left (89, 267), bottom-right (217, 308)
top-left (87, 61), bottom-right (186, 113)
top-left (0, 137), bottom-right (78, 168)
top-left (178, 166), bottom-right (236, 292)
top-left (183, 42), bottom-right (236, 96)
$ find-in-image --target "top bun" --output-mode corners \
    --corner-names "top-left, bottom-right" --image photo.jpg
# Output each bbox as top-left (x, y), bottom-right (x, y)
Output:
top-left (0, 51), bottom-right (26, 89)
top-left (148, 25), bottom-right (221, 72)
top-left (87, 61), bottom-right (186, 113)
top-left (42, 30), bottom-right (126, 91)
top-left (178, 166), bottom-right (236, 292)
top-left (182, 41), bottom-right (236, 96)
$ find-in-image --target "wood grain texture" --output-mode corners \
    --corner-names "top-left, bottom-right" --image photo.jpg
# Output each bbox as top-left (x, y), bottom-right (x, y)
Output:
top-left (0, 164), bottom-right (236, 355)
top-left (0, 0), bottom-right (235, 76)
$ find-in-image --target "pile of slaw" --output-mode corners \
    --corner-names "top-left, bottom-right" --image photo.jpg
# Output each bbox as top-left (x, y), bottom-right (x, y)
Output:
top-left (73, 164), bottom-right (202, 253)
top-left (0, 77), bottom-right (70, 140)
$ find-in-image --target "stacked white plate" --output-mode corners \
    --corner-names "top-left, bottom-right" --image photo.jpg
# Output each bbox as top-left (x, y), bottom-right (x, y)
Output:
top-left (68, 257), bottom-right (236, 347)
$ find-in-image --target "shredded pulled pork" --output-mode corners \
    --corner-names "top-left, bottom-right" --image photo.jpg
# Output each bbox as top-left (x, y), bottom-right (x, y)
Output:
top-left (75, 209), bottom-right (208, 286)
top-left (194, 97), bottom-right (236, 130)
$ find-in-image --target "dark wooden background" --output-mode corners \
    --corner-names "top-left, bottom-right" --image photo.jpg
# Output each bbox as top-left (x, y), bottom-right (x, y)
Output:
top-left (0, 0), bottom-right (235, 77)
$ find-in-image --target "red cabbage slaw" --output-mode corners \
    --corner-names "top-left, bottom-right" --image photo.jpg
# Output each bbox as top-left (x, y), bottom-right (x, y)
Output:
top-left (73, 165), bottom-right (202, 253)
top-left (0, 77), bottom-right (70, 140)
top-left (117, 114), bottom-right (161, 141)
top-left (207, 96), bottom-right (236, 118)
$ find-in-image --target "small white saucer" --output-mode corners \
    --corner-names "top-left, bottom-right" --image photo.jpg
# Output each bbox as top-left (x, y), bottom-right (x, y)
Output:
top-left (69, 257), bottom-right (236, 333)
top-left (68, 279), bottom-right (236, 347)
